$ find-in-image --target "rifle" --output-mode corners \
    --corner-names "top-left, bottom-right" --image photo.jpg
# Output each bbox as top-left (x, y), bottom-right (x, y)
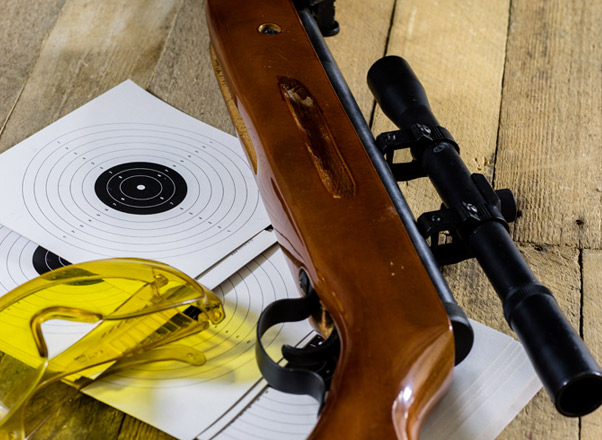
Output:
top-left (205, 0), bottom-right (602, 438)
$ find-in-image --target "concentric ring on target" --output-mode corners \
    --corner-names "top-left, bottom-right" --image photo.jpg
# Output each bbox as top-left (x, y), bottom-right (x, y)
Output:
top-left (32, 246), bottom-right (72, 275)
top-left (94, 162), bottom-right (188, 215)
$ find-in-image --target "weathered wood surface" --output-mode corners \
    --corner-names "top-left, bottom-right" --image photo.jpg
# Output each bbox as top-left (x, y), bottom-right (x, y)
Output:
top-left (0, 0), bottom-right (600, 438)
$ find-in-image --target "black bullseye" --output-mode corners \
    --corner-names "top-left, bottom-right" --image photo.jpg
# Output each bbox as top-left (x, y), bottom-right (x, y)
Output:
top-left (32, 246), bottom-right (72, 275)
top-left (94, 162), bottom-right (187, 214)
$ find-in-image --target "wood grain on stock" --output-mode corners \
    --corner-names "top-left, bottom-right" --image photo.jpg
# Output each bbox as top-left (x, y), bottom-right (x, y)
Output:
top-left (0, 0), bottom-right (600, 439)
top-left (206, 0), bottom-right (454, 438)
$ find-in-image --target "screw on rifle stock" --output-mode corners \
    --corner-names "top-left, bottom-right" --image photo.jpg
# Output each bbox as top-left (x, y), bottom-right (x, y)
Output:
top-left (299, 269), bottom-right (311, 295)
top-left (258, 23), bottom-right (282, 35)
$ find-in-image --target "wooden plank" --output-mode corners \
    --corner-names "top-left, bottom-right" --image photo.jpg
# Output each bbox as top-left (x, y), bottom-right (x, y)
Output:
top-left (150, 0), bottom-right (233, 135)
top-left (0, 0), bottom-right (66, 135)
top-left (496, 0), bottom-right (602, 249)
top-left (0, 0), bottom-right (184, 153)
top-left (374, 0), bottom-right (511, 215)
top-left (495, 3), bottom-right (602, 435)
top-left (325, 0), bottom-right (395, 120)
top-left (117, 416), bottom-right (176, 440)
top-left (582, 250), bottom-right (602, 440)
top-left (29, 384), bottom-right (124, 440)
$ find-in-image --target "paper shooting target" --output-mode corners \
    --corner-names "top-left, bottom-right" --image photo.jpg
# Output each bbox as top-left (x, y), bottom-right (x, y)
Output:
top-left (19, 123), bottom-right (269, 276)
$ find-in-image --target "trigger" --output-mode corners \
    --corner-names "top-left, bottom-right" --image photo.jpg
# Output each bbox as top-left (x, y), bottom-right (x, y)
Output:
top-left (282, 329), bottom-right (339, 368)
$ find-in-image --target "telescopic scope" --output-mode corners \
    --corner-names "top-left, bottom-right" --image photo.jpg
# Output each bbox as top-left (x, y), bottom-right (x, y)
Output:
top-left (368, 55), bottom-right (602, 417)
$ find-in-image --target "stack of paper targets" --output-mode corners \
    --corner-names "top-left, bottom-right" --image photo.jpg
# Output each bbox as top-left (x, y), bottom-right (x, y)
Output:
top-left (0, 81), bottom-right (314, 439)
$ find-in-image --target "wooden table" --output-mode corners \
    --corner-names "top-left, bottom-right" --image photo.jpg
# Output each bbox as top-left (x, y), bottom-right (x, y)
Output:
top-left (1, 0), bottom-right (600, 438)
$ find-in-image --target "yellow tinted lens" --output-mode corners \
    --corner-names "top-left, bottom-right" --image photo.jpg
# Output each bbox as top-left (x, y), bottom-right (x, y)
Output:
top-left (0, 258), bottom-right (224, 438)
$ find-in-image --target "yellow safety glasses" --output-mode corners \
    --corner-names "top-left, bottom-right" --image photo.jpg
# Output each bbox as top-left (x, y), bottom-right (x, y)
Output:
top-left (0, 258), bottom-right (224, 439)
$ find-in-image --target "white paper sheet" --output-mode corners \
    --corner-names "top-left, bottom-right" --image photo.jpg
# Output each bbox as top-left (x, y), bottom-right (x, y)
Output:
top-left (197, 228), bottom-right (277, 289)
top-left (0, 81), bottom-right (270, 278)
top-left (199, 321), bottom-right (541, 440)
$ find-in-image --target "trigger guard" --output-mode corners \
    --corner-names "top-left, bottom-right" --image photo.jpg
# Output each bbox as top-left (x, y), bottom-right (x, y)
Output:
top-left (255, 289), bottom-right (330, 411)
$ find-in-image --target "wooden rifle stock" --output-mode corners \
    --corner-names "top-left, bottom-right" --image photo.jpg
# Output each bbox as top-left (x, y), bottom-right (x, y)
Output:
top-left (206, 0), bottom-right (454, 438)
